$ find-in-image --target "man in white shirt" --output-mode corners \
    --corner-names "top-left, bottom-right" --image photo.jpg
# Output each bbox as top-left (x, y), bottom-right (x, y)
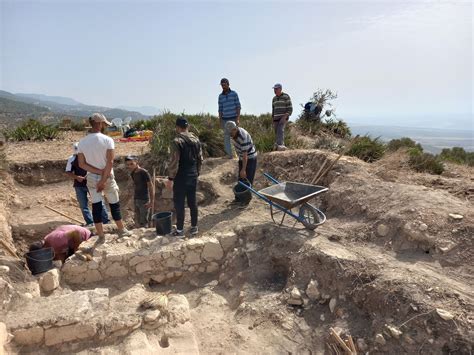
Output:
top-left (77, 113), bottom-right (131, 241)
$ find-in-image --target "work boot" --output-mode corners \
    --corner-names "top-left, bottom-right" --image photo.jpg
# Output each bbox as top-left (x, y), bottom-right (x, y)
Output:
top-left (117, 228), bottom-right (132, 238)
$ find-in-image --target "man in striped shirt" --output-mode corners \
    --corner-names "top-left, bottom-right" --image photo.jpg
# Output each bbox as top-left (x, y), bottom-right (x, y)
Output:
top-left (272, 83), bottom-right (293, 151)
top-left (218, 78), bottom-right (241, 158)
top-left (225, 121), bottom-right (257, 188)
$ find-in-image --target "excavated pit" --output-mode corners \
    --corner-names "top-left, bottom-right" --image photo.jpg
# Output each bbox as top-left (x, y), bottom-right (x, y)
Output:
top-left (1, 151), bottom-right (473, 354)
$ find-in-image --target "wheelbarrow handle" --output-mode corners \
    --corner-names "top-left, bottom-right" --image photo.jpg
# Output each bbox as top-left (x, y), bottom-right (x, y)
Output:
top-left (263, 173), bottom-right (280, 185)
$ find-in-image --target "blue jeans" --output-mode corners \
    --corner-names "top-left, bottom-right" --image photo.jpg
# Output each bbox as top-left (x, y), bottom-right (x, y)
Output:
top-left (74, 186), bottom-right (110, 225)
top-left (221, 118), bottom-right (237, 158)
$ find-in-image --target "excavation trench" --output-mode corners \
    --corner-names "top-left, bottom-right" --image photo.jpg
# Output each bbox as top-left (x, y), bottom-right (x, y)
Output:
top-left (3, 152), bottom-right (473, 354)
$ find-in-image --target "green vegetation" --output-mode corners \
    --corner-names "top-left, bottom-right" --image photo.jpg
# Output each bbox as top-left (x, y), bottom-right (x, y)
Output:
top-left (387, 137), bottom-right (422, 152)
top-left (347, 135), bottom-right (385, 162)
top-left (4, 119), bottom-right (60, 141)
top-left (439, 147), bottom-right (474, 167)
top-left (408, 149), bottom-right (444, 175)
top-left (148, 112), bottom-right (295, 174)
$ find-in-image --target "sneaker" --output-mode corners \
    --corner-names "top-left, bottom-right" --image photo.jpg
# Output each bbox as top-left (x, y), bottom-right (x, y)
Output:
top-left (84, 223), bottom-right (95, 228)
top-left (117, 228), bottom-right (133, 238)
top-left (172, 229), bottom-right (185, 238)
top-left (190, 226), bottom-right (199, 236)
top-left (277, 145), bottom-right (288, 151)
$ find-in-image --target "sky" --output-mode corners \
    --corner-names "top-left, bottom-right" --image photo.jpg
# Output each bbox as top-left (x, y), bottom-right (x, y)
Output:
top-left (0, 0), bottom-right (472, 125)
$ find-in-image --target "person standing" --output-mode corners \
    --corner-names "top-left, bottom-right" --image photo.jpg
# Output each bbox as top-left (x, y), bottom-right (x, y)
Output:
top-left (226, 121), bottom-right (257, 205)
top-left (77, 113), bottom-right (132, 241)
top-left (271, 83), bottom-right (293, 151)
top-left (65, 142), bottom-right (109, 227)
top-left (125, 155), bottom-right (154, 228)
top-left (165, 117), bottom-right (203, 238)
top-left (218, 78), bottom-right (241, 159)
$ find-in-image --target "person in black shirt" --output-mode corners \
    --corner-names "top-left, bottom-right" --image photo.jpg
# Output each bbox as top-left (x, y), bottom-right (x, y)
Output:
top-left (125, 155), bottom-right (154, 227)
top-left (165, 117), bottom-right (203, 238)
top-left (65, 143), bottom-right (109, 226)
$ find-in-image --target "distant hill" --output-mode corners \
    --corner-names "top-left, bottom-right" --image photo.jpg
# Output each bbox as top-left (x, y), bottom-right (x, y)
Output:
top-left (116, 105), bottom-right (161, 116)
top-left (0, 97), bottom-right (54, 129)
top-left (0, 90), bottom-right (148, 127)
top-left (16, 93), bottom-right (83, 106)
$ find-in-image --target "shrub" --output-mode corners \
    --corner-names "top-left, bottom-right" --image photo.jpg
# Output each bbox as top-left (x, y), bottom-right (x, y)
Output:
top-left (408, 149), bottom-right (444, 174)
top-left (4, 119), bottom-right (60, 141)
top-left (297, 117), bottom-right (351, 139)
top-left (132, 119), bottom-right (158, 131)
top-left (439, 147), bottom-right (474, 166)
top-left (70, 120), bottom-right (86, 131)
top-left (387, 137), bottom-right (422, 152)
top-left (347, 135), bottom-right (385, 162)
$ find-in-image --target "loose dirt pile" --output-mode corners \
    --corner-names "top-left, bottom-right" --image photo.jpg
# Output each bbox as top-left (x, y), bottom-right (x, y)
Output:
top-left (0, 138), bottom-right (473, 354)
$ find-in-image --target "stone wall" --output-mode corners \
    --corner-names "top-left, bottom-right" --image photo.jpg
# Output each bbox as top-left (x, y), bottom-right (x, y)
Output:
top-left (62, 229), bottom-right (238, 285)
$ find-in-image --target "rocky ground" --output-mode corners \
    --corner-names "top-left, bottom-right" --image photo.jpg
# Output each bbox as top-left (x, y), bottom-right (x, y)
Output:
top-left (0, 134), bottom-right (473, 354)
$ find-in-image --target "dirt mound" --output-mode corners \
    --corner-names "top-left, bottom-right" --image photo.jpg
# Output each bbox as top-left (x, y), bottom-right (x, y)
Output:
top-left (1, 147), bottom-right (473, 354)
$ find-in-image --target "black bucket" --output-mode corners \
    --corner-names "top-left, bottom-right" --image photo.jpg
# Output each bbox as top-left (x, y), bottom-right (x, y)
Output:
top-left (153, 212), bottom-right (173, 235)
top-left (25, 247), bottom-right (54, 275)
top-left (233, 179), bottom-right (252, 204)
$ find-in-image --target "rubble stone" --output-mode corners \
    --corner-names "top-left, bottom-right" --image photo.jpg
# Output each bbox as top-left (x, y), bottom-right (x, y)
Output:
top-left (12, 327), bottom-right (44, 345)
top-left (201, 239), bottom-right (224, 261)
top-left (375, 333), bottom-right (386, 345)
top-left (38, 268), bottom-right (60, 292)
top-left (305, 280), bottom-right (320, 300)
top-left (44, 323), bottom-right (97, 346)
top-left (376, 224), bottom-right (389, 237)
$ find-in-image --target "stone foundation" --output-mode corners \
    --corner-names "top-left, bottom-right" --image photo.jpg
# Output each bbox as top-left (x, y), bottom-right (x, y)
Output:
top-left (62, 229), bottom-right (238, 285)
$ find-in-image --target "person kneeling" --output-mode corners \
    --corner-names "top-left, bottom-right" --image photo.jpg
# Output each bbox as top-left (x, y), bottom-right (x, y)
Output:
top-left (29, 225), bottom-right (92, 264)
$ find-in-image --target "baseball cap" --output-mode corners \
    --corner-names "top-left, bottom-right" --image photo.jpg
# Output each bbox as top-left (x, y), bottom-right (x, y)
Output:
top-left (273, 83), bottom-right (282, 89)
top-left (176, 117), bottom-right (188, 128)
top-left (125, 155), bottom-right (138, 161)
top-left (225, 120), bottom-right (237, 131)
top-left (220, 78), bottom-right (229, 84)
top-left (89, 113), bottom-right (112, 126)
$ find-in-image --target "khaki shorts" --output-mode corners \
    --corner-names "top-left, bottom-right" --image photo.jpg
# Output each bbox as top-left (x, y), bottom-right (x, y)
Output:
top-left (88, 173), bottom-right (120, 204)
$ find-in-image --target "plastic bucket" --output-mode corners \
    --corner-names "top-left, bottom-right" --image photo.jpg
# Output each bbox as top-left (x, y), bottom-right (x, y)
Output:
top-left (153, 212), bottom-right (173, 235)
top-left (233, 180), bottom-right (252, 204)
top-left (25, 247), bottom-right (54, 275)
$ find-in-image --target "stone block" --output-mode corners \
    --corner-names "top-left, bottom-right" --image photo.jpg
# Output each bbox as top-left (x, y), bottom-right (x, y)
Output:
top-left (39, 269), bottom-right (60, 292)
top-left (183, 251), bottom-right (201, 265)
top-left (164, 257), bottom-right (182, 268)
top-left (216, 232), bottom-right (238, 252)
top-left (201, 238), bottom-right (224, 261)
top-left (44, 323), bottom-right (96, 346)
top-left (104, 263), bottom-right (128, 278)
top-left (136, 261), bottom-right (153, 274)
top-left (129, 255), bottom-right (150, 267)
top-left (83, 270), bottom-right (103, 284)
top-left (206, 262), bottom-right (219, 273)
top-left (13, 326), bottom-right (44, 345)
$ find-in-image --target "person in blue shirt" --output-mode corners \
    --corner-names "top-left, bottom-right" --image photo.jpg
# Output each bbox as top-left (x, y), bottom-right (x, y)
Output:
top-left (218, 78), bottom-right (241, 159)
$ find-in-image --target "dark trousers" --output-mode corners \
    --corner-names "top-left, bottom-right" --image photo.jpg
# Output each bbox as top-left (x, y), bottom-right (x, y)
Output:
top-left (173, 177), bottom-right (198, 230)
top-left (238, 157), bottom-right (257, 184)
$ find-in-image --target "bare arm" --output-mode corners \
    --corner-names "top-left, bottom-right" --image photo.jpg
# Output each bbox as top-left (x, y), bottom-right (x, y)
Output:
top-left (99, 149), bottom-right (114, 183)
top-left (240, 151), bottom-right (248, 179)
top-left (78, 153), bottom-right (103, 175)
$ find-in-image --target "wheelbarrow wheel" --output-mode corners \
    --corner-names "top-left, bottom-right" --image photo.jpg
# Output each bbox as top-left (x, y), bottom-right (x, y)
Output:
top-left (298, 203), bottom-right (321, 230)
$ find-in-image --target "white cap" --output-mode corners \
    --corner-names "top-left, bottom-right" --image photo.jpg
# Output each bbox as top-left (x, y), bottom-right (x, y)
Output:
top-left (90, 113), bottom-right (112, 126)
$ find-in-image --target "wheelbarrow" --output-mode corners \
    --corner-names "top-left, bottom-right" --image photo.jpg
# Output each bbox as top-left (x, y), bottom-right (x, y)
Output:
top-left (239, 173), bottom-right (328, 230)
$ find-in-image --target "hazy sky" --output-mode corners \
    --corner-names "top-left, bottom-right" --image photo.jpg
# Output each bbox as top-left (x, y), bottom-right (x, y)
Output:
top-left (1, 0), bottom-right (472, 122)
